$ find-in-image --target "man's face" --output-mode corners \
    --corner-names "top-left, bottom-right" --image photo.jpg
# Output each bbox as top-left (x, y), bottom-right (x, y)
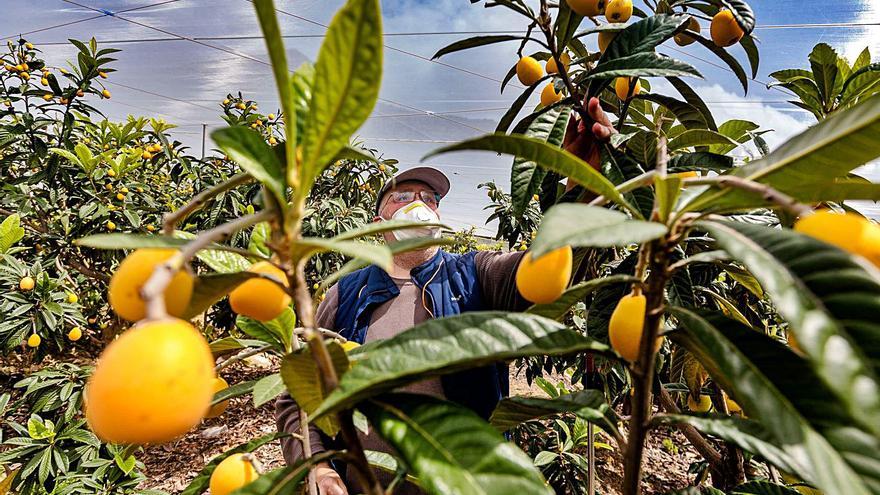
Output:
top-left (375, 180), bottom-right (441, 222)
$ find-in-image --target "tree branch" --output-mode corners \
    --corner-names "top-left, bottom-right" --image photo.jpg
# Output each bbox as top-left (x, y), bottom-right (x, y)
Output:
top-left (685, 176), bottom-right (813, 217)
top-left (162, 172), bottom-right (253, 234)
top-left (140, 209), bottom-right (274, 320)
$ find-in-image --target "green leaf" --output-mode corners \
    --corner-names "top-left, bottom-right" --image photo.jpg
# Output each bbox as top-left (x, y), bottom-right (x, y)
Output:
top-left (300, 0), bottom-right (382, 196)
top-left (691, 34), bottom-right (749, 94)
top-left (554, 0), bottom-right (582, 50)
top-left (667, 152), bottom-right (733, 173)
top-left (720, 0), bottom-right (756, 33)
top-left (248, 222), bottom-right (271, 257)
top-left (527, 274), bottom-right (639, 320)
top-left (731, 481), bottom-right (802, 495)
top-left (183, 272), bottom-right (259, 319)
top-left (511, 106), bottom-right (571, 216)
top-left (76, 233), bottom-right (189, 249)
top-left (292, 237), bottom-right (392, 271)
top-left (209, 337), bottom-right (266, 354)
top-left (280, 342), bottom-right (349, 435)
top-left (636, 94), bottom-right (709, 130)
top-left (670, 307), bottom-right (874, 495)
top-left (490, 390), bottom-right (620, 439)
top-left (253, 0), bottom-right (297, 182)
top-left (739, 34), bottom-right (761, 80)
top-left (531, 204), bottom-right (668, 258)
top-left (237, 309), bottom-right (296, 351)
top-left (319, 237), bottom-right (455, 290)
top-left (425, 133), bottom-right (642, 217)
top-left (710, 119), bottom-right (760, 155)
top-left (314, 312), bottom-right (608, 418)
top-left (841, 63), bottom-right (880, 103)
top-left (685, 94), bottom-right (880, 212)
top-left (211, 380), bottom-right (258, 406)
top-left (588, 14), bottom-right (693, 97)
top-left (809, 43), bottom-right (840, 107)
top-left (668, 77), bottom-right (718, 131)
top-left (180, 432), bottom-right (293, 495)
top-left (586, 52), bottom-right (701, 80)
top-left (361, 393), bottom-right (553, 495)
top-left (699, 220), bottom-right (880, 433)
top-left (668, 129), bottom-right (738, 152)
top-left (0, 214), bottom-right (25, 254)
top-left (496, 77), bottom-right (549, 134)
top-left (114, 451), bottom-right (136, 475)
top-left (212, 126), bottom-right (286, 206)
top-left (433, 35), bottom-right (531, 60)
top-left (252, 373), bottom-right (285, 408)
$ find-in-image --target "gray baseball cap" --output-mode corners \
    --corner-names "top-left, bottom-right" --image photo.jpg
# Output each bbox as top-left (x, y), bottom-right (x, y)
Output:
top-left (376, 166), bottom-right (450, 214)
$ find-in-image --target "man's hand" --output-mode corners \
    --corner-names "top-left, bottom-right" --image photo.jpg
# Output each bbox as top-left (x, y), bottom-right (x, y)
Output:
top-left (563, 97), bottom-right (617, 169)
top-left (315, 462), bottom-right (347, 495)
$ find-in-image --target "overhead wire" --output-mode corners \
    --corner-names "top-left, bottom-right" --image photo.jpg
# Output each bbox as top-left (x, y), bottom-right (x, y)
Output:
top-left (2, 0), bottom-right (181, 40)
top-left (57, 0), bottom-right (492, 134)
top-left (23, 17), bottom-right (880, 46)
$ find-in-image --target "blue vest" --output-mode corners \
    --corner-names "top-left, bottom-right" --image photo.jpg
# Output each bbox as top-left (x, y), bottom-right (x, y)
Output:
top-left (335, 249), bottom-right (508, 419)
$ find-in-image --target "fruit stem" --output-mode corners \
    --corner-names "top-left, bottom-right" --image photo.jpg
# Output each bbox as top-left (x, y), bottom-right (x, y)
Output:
top-left (161, 172), bottom-right (254, 235)
top-left (141, 209), bottom-right (275, 320)
top-left (537, 0), bottom-right (589, 122)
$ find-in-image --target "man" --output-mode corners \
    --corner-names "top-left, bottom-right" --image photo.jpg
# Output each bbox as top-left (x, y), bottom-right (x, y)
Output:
top-left (276, 97), bottom-right (615, 494)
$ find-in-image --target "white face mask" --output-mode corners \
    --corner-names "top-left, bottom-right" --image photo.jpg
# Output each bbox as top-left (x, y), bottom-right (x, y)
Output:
top-left (384, 201), bottom-right (441, 241)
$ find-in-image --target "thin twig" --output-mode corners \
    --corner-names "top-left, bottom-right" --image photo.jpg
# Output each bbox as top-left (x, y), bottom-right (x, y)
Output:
top-left (140, 209), bottom-right (274, 320)
top-left (293, 327), bottom-right (347, 341)
top-left (588, 170), bottom-right (657, 208)
top-left (214, 344), bottom-right (274, 372)
top-left (162, 173), bottom-right (253, 234)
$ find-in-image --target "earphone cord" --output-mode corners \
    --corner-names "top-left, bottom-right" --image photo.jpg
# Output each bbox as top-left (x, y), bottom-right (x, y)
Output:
top-left (420, 259), bottom-right (444, 319)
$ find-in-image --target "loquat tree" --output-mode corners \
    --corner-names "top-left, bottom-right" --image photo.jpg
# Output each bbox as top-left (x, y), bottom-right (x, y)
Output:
top-left (65, 1), bottom-right (880, 495)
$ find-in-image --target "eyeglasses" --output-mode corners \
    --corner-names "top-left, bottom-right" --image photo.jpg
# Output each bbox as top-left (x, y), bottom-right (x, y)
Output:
top-left (387, 190), bottom-right (441, 207)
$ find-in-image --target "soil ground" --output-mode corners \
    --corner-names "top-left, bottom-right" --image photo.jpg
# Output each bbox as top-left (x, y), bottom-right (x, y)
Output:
top-left (135, 358), bottom-right (702, 494)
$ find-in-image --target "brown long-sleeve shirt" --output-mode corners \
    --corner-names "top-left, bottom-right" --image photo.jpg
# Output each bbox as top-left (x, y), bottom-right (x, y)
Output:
top-left (275, 250), bottom-right (527, 492)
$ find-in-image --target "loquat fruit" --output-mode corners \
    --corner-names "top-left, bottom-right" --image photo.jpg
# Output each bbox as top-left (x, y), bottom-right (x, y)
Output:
top-left (108, 248), bottom-right (194, 321)
top-left (85, 318), bottom-right (214, 444)
top-left (229, 262), bottom-right (291, 322)
top-left (516, 56), bottom-right (544, 86)
top-left (515, 246), bottom-right (573, 304)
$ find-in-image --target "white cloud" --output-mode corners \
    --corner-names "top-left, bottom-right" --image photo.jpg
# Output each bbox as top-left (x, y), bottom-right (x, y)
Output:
top-left (842, 0), bottom-right (880, 61)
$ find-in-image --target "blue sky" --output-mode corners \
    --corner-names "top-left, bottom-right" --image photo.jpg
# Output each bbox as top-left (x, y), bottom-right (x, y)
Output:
top-left (3, 0), bottom-right (879, 229)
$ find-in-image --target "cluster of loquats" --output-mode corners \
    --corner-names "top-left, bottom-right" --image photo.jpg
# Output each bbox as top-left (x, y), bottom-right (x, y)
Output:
top-left (17, 275), bottom-right (84, 347)
top-left (81, 247), bottom-right (302, 491)
top-left (574, 2), bottom-right (746, 105)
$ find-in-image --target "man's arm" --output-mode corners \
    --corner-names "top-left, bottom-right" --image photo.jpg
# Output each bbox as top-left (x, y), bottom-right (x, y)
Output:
top-left (475, 251), bottom-right (530, 312)
top-left (477, 98), bottom-right (614, 310)
top-left (275, 285), bottom-right (348, 494)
